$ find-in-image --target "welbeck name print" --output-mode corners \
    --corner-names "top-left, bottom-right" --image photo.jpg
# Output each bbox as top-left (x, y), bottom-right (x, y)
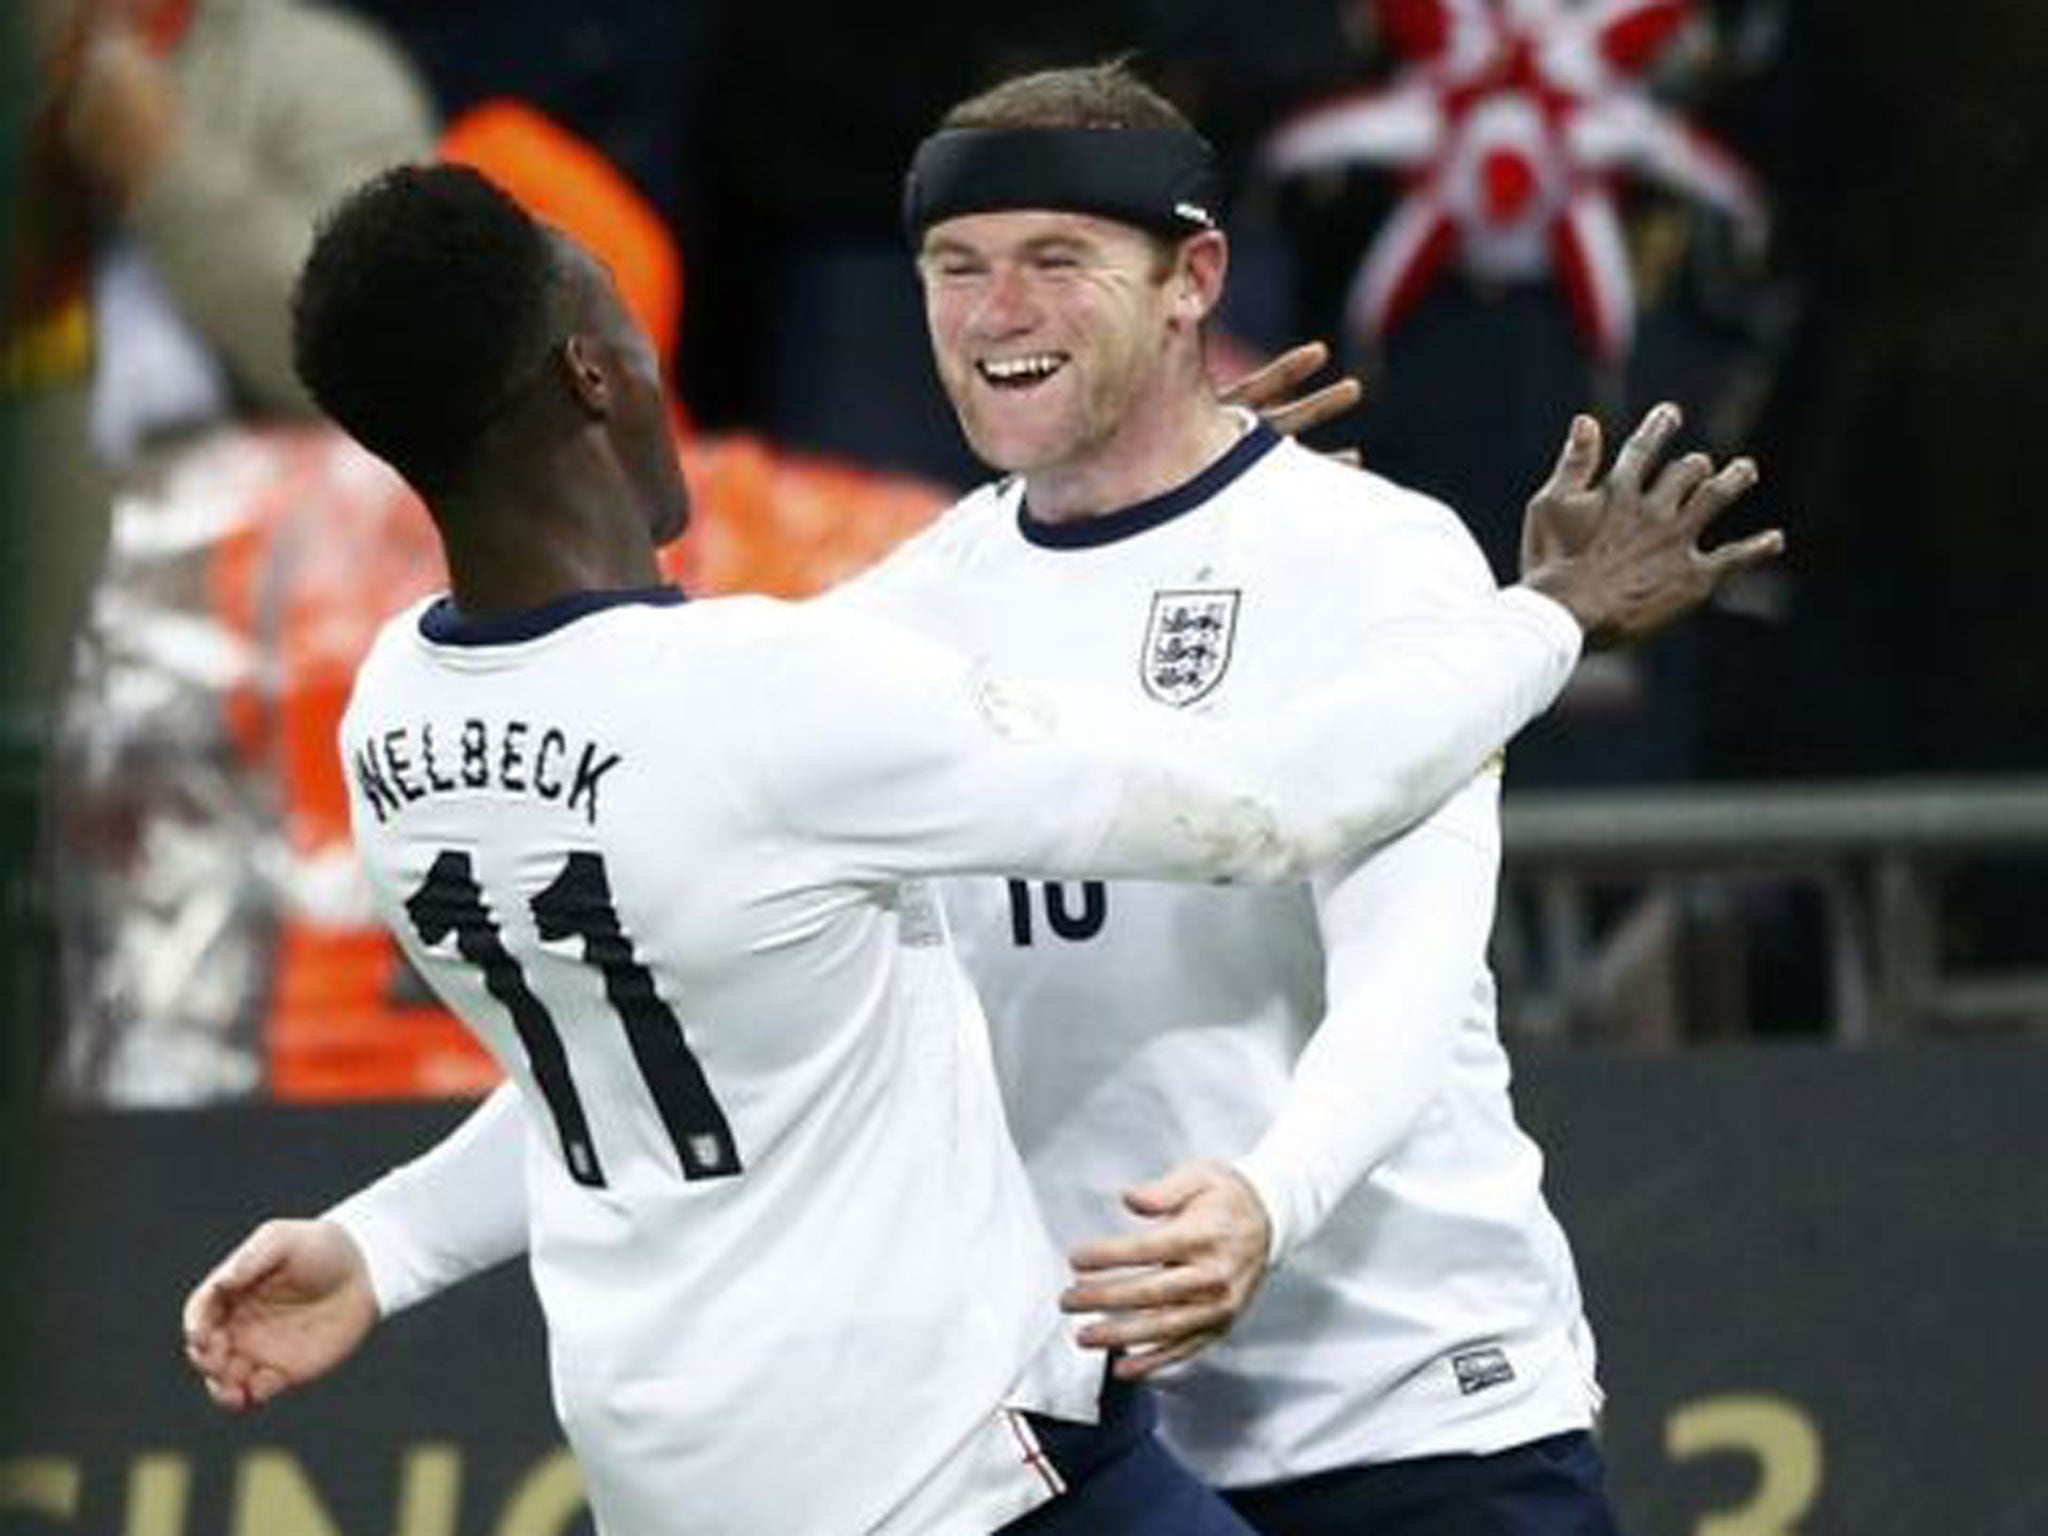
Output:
top-left (1141, 588), bottom-right (1239, 707)
top-left (351, 715), bottom-right (624, 825)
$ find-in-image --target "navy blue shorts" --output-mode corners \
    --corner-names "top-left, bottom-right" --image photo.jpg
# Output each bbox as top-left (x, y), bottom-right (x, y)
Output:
top-left (1222, 1431), bottom-right (1625, 1536)
top-left (997, 1375), bottom-right (1258, 1536)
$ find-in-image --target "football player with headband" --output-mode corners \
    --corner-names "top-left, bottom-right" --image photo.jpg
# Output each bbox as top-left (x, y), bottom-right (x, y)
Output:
top-left (182, 67), bottom-right (1776, 1536)
top-left (874, 64), bottom-right (1720, 1535)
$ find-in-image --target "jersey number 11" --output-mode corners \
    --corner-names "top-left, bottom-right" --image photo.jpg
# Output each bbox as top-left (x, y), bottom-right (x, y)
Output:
top-left (404, 849), bottom-right (743, 1190)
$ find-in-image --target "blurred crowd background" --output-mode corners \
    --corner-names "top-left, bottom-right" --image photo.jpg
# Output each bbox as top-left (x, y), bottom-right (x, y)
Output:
top-left (3, 0), bottom-right (2047, 1116)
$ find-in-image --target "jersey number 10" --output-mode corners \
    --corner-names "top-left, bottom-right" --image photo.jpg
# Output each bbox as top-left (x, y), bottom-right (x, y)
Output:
top-left (1005, 880), bottom-right (1108, 945)
top-left (404, 849), bottom-right (742, 1189)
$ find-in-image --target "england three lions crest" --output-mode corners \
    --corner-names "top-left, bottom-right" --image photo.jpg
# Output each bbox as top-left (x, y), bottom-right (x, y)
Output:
top-left (1142, 589), bottom-right (1241, 707)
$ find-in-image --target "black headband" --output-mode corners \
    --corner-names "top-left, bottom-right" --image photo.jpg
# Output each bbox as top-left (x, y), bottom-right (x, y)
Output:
top-left (903, 127), bottom-right (1222, 245)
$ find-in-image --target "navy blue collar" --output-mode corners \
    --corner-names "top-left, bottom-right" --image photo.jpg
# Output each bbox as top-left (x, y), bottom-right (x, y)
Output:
top-left (419, 585), bottom-right (688, 646)
top-left (1017, 420), bottom-right (1282, 550)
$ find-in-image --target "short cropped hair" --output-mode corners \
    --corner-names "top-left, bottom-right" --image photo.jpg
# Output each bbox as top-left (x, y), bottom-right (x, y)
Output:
top-left (292, 163), bottom-right (564, 491)
top-left (939, 59), bottom-right (1194, 135)
top-left (936, 60), bottom-right (1201, 277)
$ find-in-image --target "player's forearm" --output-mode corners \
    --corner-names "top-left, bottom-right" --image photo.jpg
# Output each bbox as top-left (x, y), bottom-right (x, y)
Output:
top-left (324, 1082), bottom-right (530, 1316)
top-left (1233, 800), bottom-right (1500, 1260)
top-left (1092, 586), bottom-right (1577, 883)
top-left (758, 590), bottom-right (1571, 890)
top-left (1234, 1002), bottom-right (1450, 1264)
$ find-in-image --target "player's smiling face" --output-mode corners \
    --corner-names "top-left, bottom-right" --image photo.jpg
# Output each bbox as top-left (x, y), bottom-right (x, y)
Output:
top-left (920, 210), bottom-right (1181, 477)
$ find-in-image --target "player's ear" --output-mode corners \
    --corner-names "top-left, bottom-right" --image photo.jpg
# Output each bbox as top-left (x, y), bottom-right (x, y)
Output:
top-left (1171, 231), bottom-right (1228, 328)
top-left (559, 334), bottom-right (612, 417)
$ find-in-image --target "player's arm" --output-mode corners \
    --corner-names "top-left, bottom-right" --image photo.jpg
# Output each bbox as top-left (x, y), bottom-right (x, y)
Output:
top-left (1241, 791), bottom-right (1500, 1254)
top-left (755, 581), bottom-right (1572, 886)
top-left (1218, 485), bottom-right (1535, 1263)
top-left (1062, 777), bottom-right (1501, 1378)
top-left (764, 403), bottom-right (1774, 887)
top-left (181, 1083), bottom-right (529, 1410)
top-left (324, 1081), bottom-right (532, 1313)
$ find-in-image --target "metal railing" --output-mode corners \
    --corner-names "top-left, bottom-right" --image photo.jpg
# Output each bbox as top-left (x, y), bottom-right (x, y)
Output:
top-left (1499, 777), bottom-right (2048, 1043)
top-left (9, 730), bottom-right (2046, 1064)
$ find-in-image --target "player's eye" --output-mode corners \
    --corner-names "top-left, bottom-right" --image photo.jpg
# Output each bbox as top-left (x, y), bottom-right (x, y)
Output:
top-left (920, 248), bottom-right (986, 281)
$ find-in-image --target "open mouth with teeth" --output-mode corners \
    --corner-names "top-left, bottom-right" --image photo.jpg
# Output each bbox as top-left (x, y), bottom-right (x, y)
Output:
top-left (977, 353), bottom-right (1068, 390)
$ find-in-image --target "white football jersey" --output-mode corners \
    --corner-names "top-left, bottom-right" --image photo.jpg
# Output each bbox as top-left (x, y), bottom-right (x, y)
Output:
top-left (838, 421), bottom-right (1604, 1487)
top-left (337, 572), bottom-right (1578, 1534)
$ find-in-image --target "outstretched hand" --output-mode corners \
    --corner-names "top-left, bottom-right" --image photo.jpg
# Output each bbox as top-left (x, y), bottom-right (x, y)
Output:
top-left (1218, 341), bottom-right (1363, 460)
top-left (182, 1218), bottom-right (380, 1411)
top-left (1520, 403), bottom-right (1783, 648)
top-left (1061, 1159), bottom-right (1272, 1381)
